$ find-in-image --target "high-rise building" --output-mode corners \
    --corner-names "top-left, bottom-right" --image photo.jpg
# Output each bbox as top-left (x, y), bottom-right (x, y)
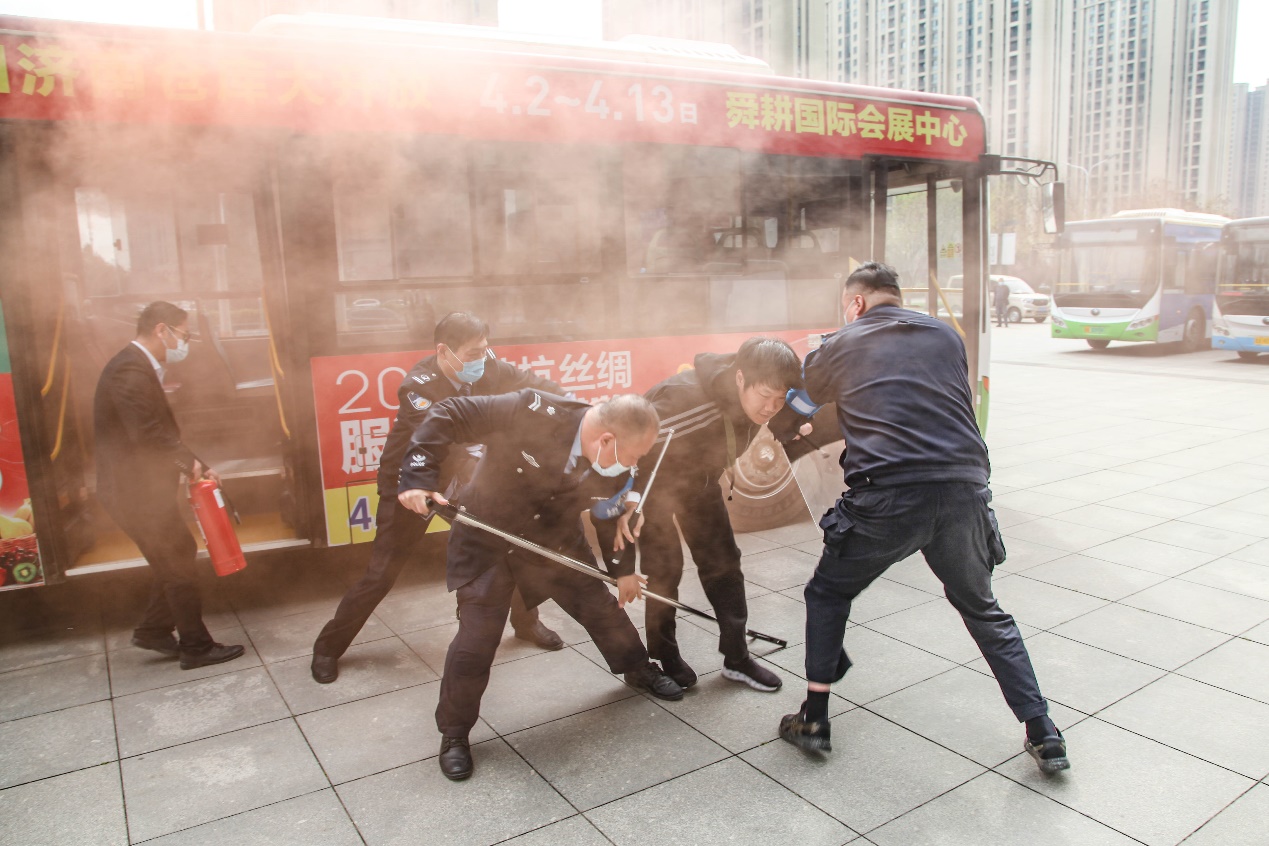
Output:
top-left (1228, 81), bottom-right (1269, 218)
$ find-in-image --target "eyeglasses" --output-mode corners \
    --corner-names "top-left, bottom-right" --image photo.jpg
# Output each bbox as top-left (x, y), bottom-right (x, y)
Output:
top-left (165, 325), bottom-right (192, 342)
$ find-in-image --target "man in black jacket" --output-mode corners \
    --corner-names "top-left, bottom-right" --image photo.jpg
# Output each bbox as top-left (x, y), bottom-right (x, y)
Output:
top-left (399, 391), bottom-right (683, 780)
top-left (311, 313), bottom-right (564, 683)
top-left (93, 301), bottom-right (243, 671)
top-left (607, 338), bottom-right (802, 692)
top-left (778, 263), bottom-right (1067, 774)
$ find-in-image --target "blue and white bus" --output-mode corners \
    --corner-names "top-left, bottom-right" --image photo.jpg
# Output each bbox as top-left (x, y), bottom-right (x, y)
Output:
top-left (1213, 218), bottom-right (1269, 361)
top-left (1051, 209), bottom-right (1227, 351)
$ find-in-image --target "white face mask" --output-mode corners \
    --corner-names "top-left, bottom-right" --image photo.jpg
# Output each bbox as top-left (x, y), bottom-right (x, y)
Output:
top-left (163, 327), bottom-right (190, 364)
top-left (591, 437), bottom-right (632, 477)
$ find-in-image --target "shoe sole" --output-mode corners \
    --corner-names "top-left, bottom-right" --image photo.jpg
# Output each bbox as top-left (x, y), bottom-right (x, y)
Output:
top-left (311, 671), bottom-right (338, 684)
top-left (626, 679), bottom-right (685, 701)
top-left (441, 767), bottom-right (473, 781)
top-left (1026, 742), bottom-right (1070, 774)
top-left (721, 667), bottom-right (781, 692)
top-left (131, 640), bottom-right (179, 658)
top-left (779, 728), bottom-right (832, 753)
top-left (180, 650), bottom-right (245, 671)
top-left (514, 633), bottom-right (565, 651)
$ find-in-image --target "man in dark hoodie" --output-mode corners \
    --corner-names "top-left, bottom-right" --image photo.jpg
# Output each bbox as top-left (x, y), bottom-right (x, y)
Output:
top-left (776, 262), bottom-right (1068, 775)
top-left (607, 337), bottom-right (803, 692)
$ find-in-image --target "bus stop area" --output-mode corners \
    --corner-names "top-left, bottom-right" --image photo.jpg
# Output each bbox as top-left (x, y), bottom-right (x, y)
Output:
top-left (1, 323), bottom-right (1268, 846)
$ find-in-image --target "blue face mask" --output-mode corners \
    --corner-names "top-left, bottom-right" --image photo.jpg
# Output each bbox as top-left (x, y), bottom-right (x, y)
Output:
top-left (592, 437), bottom-right (632, 478)
top-left (446, 347), bottom-right (486, 384)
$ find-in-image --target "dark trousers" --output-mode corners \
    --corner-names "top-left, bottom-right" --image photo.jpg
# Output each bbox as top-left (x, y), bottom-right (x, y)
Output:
top-left (435, 556), bottom-right (648, 738)
top-left (995, 303), bottom-right (1009, 326)
top-left (805, 481), bottom-right (1048, 722)
top-left (105, 498), bottom-right (213, 651)
top-left (315, 495), bottom-right (545, 659)
top-left (639, 487), bottom-right (750, 663)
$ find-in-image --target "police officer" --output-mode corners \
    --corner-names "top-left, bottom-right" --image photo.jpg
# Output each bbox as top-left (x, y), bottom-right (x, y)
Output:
top-left (399, 391), bottom-right (683, 781)
top-left (310, 313), bottom-right (564, 683)
top-left (778, 262), bottom-right (1068, 774)
top-left (606, 338), bottom-right (802, 692)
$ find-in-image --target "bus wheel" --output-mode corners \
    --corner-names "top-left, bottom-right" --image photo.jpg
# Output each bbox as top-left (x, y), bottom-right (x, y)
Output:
top-left (1087, 339), bottom-right (1111, 350)
top-left (1034, 316), bottom-right (1047, 323)
top-left (724, 428), bottom-right (809, 533)
top-left (1181, 310), bottom-right (1206, 352)
top-left (1238, 351), bottom-right (1260, 361)
top-left (1007, 307), bottom-right (1021, 323)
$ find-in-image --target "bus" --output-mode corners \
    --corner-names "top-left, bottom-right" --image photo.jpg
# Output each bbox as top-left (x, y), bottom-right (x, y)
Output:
top-left (1050, 209), bottom-right (1227, 351)
top-left (1213, 218), bottom-right (1269, 361)
top-left (0, 13), bottom-right (1023, 590)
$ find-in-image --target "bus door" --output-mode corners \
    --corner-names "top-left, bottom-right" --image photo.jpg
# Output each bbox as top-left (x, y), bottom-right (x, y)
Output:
top-left (14, 123), bottom-right (310, 580)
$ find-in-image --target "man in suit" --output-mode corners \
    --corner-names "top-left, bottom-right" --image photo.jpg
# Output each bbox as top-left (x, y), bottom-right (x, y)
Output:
top-left (93, 301), bottom-right (243, 671)
top-left (399, 391), bottom-right (683, 781)
top-left (311, 312), bottom-right (565, 683)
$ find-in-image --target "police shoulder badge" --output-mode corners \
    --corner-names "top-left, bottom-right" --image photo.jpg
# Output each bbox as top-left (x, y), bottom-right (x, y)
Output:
top-left (412, 373), bottom-right (433, 385)
top-left (408, 392), bottom-right (431, 411)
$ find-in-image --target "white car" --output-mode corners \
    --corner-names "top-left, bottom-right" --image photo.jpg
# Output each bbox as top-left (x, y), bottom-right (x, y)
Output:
top-left (990, 275), bottom-right (1050, 323)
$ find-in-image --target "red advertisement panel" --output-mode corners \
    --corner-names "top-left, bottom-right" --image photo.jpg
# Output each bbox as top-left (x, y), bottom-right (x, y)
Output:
top-left (0, 301), bottom-right (41, 590)
top-left (310, 329), bottom-right (825, 544)
top-left (0, 27), bottom-right (984, 162)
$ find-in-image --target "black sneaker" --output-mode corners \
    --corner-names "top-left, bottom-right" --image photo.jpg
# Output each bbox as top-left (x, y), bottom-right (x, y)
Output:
top-left (779, 711), bottom-right (832, 752)
top-left (722, 656), bottom-right (782, 691)
top-left (660, 655), bottom-right (698, 689)
top-left (624, 661), bottom-right (685, 701)
top-left (131, 633), bottom-right (179, 658)
top-left (1025, 730), bottom-right (1070, 774)
top-left (179, 642), bottom-right (245, 670)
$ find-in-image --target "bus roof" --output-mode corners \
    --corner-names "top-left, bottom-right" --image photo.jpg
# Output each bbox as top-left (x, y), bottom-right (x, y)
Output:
top-left (0, 14), bottom-right (986, 163)
top-left (1108, 208), bottom-right (1230, 226)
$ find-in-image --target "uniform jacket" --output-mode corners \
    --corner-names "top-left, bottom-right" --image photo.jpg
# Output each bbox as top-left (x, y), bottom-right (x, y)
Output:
top-left (377, 354), bottom-right (560, 495)
top-left (803, 304), bottom-right (990, 488)
top-left (93, 343), bottom-right (198, 510)
top-left (399, 389), bottom-right (632, 604)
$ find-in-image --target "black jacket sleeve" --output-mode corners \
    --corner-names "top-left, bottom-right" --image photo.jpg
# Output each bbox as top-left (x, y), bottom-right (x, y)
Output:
top-left (110, 359), bottom-right (198, 474)
top-left (398, 392), bottom-right (521, 493)
top-left (485, 358), bottom-right (565, 396)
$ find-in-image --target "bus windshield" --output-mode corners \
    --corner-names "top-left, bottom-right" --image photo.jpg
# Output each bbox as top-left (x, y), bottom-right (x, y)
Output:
top-left (1217, 235), bottom-right (1269, 315)
top-left (1057, 235), bottom-right (1157, 307)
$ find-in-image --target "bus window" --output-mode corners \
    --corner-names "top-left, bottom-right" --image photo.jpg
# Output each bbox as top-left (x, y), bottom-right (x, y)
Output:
top-left (75, 189), bottom-right (181, 297)
top-left (471, 143), bottom-right (602, 276)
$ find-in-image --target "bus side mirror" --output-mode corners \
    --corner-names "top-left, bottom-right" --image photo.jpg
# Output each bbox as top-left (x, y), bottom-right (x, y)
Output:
top-left (1043, 183), bottom-right (1066, 235)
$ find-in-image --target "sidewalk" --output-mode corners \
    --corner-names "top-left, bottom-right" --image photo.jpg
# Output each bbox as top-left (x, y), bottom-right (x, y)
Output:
top-left (1, 334), bottom-right (1268, 845)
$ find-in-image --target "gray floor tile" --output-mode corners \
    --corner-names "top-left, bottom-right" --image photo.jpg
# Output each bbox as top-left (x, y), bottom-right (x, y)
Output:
top-left (121, 719), bottom-right (328, 842)
top-left (479, 647), bottom-right (637, 734)
top-left (1245, 619), bottom-right (1269, 646)
top-left (768, 628), bottom-right (957, 704)
top-left (1050, 503), bottom-right (1168, 534)
top-left (586, 757), bottom-right (854, 846)
top-left (1180, 783), bottom-right (1269, 846)
top-left (508, 695), bottom-right (728, 810)
top-left (1223, 490), bottom-right (1269, 517)
top-left (143, 789), bottom-right (362, 846)
top-left (1228, 537), bottom-right (1269, 566)
top-left (735, 591), bottom-right (808, 647)
top-left (867, 771), bottom-right (1137, 846)
top-left (107, 625), bottom-right (263, 698)
top-left (401, 622), bottom-right (552, 675)
top-left (336, 738), bottom-right (574, 846)
top-left (535, 599), bottom-right (604, 645)
top-left (997, 718), bottom-right (1253, 846)
top-left (749, 519), bottom-right (822, 546)
top-left (1177, 637), bottom-right (1269, 704)
top-left (741, 708), bottom-right (984, 834)
top-left (991, 505), bottom-right (1043, 529)
top-left (1141, 478), bottom-right (1248, 507)
top-left (226, 572), bottom-right (350, 626)
top-left (297, 680), bottom-right (496, 784)
top-left (1027, 470), bottom-right (1156, 503)
top-left (878, 553), bottom-right (945, 594)
top-left (990, 574), bottom-right (1109, 630)
top-left (1021, 554), bottom-right (1168, 600)
top-left (1133, 521), bottom-right (1262, 557)
top-left (992, 490), bottom-right (1085, 517)
top-left (1180, 557), bottom-right (1269, 602)
top-left (1119, 579), bottom-right (1269, 635)
top-left (1050, 604), bottom-right (1230, 670)
top-left (0, 627), bottom-right (105, 674)
top-left (0, 653), bottom-right (110, 722)
top-left (650, 662), bottom-right (852, 753)
top-left (268, 635), bottom-right (437, 715)
top-left (371, 582), bottom-right (460, 635)
top-left (793, 538), bottom-right (828, 556)
top-left (869, 667), bottom-right (1084, 768)
top-left (114, 666), bottom-right (289, 757)
top-left (1099, 491), bottom-right (1206, 519)
top-left (993, 536), bottom-right (1070, 573)
top-left (739, 547), bottom-right (820, 592)
top-left (242, 607), bottom-right (395, 664)
top-left (504, 816), bottom-right (612, 846)
top-left (0, 701), bottom-right (116, 789)
top-left (735, 532), bottom-right (782, 557)
top-left (968, 631), bottom-right (1164, 713)
top-left (1099, 674), bottom-right (1269, 779)
top-left (1115, 460), bottom-right (1203, 482)
top-left (0, 762), bottom-right (127, 846)
top-left (1181, 506), bottom-right (1269, 538)
top-left (1081, 535), bottom-right (1217, 576)
top-left (862, 600), bottom-right (983, 664)
top-left (846, 578), bottom-right (939, 623)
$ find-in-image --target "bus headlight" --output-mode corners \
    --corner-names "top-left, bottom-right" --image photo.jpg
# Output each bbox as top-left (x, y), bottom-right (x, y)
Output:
top-left (1214, 325), bottom-right (1231, 336)
top-left (1051, 315), bottom-right (1066, 328)
top-left (1127, 316), bottom-right (1156, 331)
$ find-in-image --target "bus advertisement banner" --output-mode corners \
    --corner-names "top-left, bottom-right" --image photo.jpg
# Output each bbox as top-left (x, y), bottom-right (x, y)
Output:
top-left (0, 31), bottom-right (983, 162)
top-left (310, 330), bottom-right (822, 546)
top-left (0, 301), bottom-right (42, 590)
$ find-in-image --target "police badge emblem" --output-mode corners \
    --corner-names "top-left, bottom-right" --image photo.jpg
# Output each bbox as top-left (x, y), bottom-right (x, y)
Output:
top-left (408, 392), bottom-right (431, 411)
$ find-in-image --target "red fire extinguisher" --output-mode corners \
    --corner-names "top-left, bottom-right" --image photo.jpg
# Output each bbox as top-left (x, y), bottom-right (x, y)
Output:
top-left (189, 479), bottom-right (247, 577)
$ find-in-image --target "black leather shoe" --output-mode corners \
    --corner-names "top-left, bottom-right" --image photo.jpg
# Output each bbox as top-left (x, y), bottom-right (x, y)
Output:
top-left (624, 661), bottom-right (684, 701)
top-left (439, 735), bottom-right (473, 781)
top-left (131, 633), bottom-right (180, 658)
top-left (179, 642), bottom-right (245, 670)
top-left (660, 655), bottom-right (698, 689)
top-left (514, 620), bottom-right (565, 651)
top-left (779, 711), bottom-right (832, 752)
top-left (311, 654), bottom-right (339, 684)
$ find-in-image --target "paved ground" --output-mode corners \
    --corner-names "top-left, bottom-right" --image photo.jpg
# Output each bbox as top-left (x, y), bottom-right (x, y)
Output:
top-left (2, 322), bottom-right (1269, 846)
